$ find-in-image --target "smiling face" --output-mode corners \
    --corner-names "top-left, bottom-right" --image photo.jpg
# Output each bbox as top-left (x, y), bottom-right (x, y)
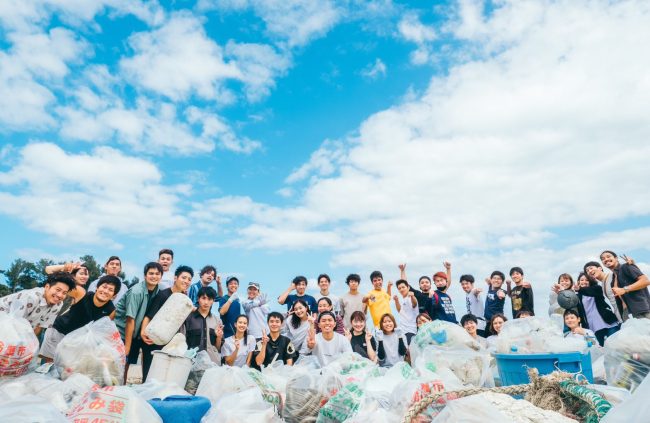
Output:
top-left (317, 299), bottom-right (332, 313)
top-left (380, 315), bottom-right (395, 333)
top-left (397, 283), bottom-right (409, 296)
top-left (174, 271), bottom-right (193, 293)
top-left (351, 318), bottom-right (366, 333)
top-left (235, 316), bottom-right (248, 334)
top-left (564, 313), bottom-right (580, 330)
top-left (95, 282), bottom-right (116, 303)
top-left (460, 280), bottom-right (473, 293)
top-left (558, 275), bottom-right (573, 290)
top-left (268, 316), bottom-right (282, 333)
top-left (463, 319), bottom-right (477, 336)
top-left (492, 316), bottom-right (505, 334)
top-left (145, 267), bottom-right (162, 286)
top-left (318, 277), bottom-right (330, 293)
top-left (74, 267), bottom-right (89, 286)
top-left (44, 282), bottom-right (71, 305)
top-left (227, 280), bottom-right (239, 294)
top-left (293, 302), bottom-right (307, 319)
top-left (295, 280), bottom-right (307, 295)
top-left (201, 270), bottom-right (215, 285)
top-left (318, 314), bottom-right (336, 334)
top-left (247, 286), bottom-right (258, 299)
top-left (372, 277), bottom-right (383, 290)
top-left (585, 265), bottom-right (602, 280)
top-left (417, 314), bottom-right (432, 328)
top-left (510, 271), bottom-right (523, 284)
top-left (600, 252), bottom-right (618, 270)
top-left (578, 274), bottom-right (590, 288)
top-left (490, 275), bottom-right (504, 289)
top-left (104, 259), bottom-right (121, 276)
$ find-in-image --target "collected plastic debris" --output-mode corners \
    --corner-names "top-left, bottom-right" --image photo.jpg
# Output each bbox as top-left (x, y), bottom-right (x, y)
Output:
top-left (603, 318), bottom-right (650, 392)
top-left (54, 317), bottom-right (125, 386)
top-left (0, 309), bottom-right (40, 377)
top-left (67, 384), bottom-right (162, 423)
top-left (497, 317), bottom-right (588, 354)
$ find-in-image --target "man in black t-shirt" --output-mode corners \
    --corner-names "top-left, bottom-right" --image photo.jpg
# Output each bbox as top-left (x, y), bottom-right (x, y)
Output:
top-left (507, 266), bottom-right (534, 318)
top-left (252, 312), bottom-right (295, 370)
top-left (40, 275), bottom-right (121, 361)
top-left (139, 265), bottom-right (194, 380)
top-left (601, 250), bottom-right (650, 319)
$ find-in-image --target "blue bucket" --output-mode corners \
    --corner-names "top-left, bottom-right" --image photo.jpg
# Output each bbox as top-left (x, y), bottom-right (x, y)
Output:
top-left (494, 351), bottom-right (593, 386)
top-left (148, 395), bottom-right (211, 423)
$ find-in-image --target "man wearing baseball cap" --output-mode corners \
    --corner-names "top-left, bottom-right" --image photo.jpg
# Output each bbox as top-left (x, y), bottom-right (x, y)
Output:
top-left (426, 262), bottom-right (458, 323)
top-left (218, 276), bottom-right (241, 338)
top-left (242, 282), bottom-right (270, 340)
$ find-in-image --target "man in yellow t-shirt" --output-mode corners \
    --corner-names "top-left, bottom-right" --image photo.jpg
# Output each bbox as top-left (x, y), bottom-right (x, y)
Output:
top-left (362, 270), bottom-right (393, 327)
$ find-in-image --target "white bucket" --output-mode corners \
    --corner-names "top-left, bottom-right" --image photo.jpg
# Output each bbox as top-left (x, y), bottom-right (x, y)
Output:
top-left (147, 351), bottom-right (192, 387)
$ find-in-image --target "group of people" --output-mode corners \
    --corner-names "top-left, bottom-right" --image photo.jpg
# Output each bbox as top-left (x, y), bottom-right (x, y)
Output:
top-left (1, 248), bottom-right (649, 380)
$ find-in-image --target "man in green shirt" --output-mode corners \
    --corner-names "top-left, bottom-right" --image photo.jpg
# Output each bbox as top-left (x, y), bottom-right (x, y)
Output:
top-left (113, 262), bottom-right (162, 383)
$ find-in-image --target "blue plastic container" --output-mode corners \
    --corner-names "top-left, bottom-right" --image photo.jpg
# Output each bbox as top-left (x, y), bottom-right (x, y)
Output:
top-left (494, 351), bottom-right (593, 386)
top-left (148, 395), bottom-right (211, 423)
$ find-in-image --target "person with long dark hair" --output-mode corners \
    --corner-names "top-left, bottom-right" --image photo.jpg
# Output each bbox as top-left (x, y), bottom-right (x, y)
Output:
top-left (281, 299), bottom-right (313, 356)
top-left (575, 272), bottom-right (620, 346)
top-left (222, 315), bottom-right (256, 367)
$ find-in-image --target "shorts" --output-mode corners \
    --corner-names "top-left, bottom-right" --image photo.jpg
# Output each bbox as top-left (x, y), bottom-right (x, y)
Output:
top-left (40, 328), bottom-right (65, 359)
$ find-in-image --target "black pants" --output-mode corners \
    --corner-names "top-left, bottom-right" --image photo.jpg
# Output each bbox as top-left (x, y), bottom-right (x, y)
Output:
top-left (141, 342), bottom-right (162, 381)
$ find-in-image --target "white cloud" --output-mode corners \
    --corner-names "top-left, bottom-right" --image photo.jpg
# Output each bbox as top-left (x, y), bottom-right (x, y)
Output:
top-left (120, 13), bottom-right (242, 102)
top-left (57, 65), bottom-right (261, 155)
top-left (0, 142), bottom-right (189, 243)
top-left (398, 12), bottom-right (436, 65)
top-left (0, 27), bottom-right (87, 130)
top-left (190, 0), bottom-right (650, 280)
top-left (360, 58), bottom-right (387, 80)
top-left (0, 0), bottom-right (163, 32)
top-left (199, 0), bottom-right (342, 47)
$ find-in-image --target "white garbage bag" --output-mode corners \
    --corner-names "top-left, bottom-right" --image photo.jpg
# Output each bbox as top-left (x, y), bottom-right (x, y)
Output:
top-left (67, 385), bottom-right (162, 423)
top-left (0, 394), bottom-right (68, 422)
top-left (0, 308), bottom-right (40, 377)
top-left (54, 317), bottom-right (125, 386)
top-left (201, 387), bottom-right (282, 423)
top-left (144, 293), bottom-right (193, 345)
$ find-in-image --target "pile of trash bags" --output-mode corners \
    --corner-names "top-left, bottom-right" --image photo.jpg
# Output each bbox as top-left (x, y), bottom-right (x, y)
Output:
top-left (496, 317), bottom-right (589, 354)
top-left (603, 318), bottom-right (650, 392)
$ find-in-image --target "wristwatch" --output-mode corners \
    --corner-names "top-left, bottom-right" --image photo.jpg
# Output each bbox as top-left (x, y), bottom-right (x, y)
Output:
top-left (623, 286), bottom-right (629, 293)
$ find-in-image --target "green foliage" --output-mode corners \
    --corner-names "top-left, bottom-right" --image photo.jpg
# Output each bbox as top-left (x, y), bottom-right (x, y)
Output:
top-left (79, 254), bottom-right (101, 282)
top-left (0, 259), bottom-right (40, 292)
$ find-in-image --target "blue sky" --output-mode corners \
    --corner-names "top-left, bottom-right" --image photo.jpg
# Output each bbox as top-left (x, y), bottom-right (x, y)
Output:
top-left (1, 0), bottom-right (650, 317)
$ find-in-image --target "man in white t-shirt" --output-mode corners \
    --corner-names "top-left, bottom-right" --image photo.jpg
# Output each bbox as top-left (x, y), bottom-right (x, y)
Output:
top-left (317, 274), bottom-right (340, 315)
top-left (157, 248), bottom-right (174, 290)
top-left (301, 311), bottom-right (351, 366)
top-left (460, 274), bottom-right (487, 337)
top-left (393, 279), bottom-right (418, 343)
top-left (242, 282), bottom-right (270, 340)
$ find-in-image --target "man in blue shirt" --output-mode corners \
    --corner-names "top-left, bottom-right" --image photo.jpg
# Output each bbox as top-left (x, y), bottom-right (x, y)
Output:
top-left (277, 275), bottom-right (318, 313)
top-left (188, 265), bottom-right (222, 306)
top-left (219, 276), bottom-right (242, 338)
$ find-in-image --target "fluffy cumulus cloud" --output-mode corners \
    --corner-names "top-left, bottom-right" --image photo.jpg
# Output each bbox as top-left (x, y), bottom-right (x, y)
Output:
top-left (191, 0), bottom-right (650, 300)
top-left (0, 142), bottom-right (189, 243)
top-left (0, 27), bottom-right (87, 130)
top-left (199, 0), bottom-right (342, 47)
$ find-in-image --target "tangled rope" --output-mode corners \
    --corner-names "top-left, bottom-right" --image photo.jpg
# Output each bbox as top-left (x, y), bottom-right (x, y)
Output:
top-left (402, 369), bottom-right (612, 423)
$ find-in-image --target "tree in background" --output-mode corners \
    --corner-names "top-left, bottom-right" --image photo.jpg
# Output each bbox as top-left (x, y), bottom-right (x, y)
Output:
top-left (0, 259), bottom-right (40, 293)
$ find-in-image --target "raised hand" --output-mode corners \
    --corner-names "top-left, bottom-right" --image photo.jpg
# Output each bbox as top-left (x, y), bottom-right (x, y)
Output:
top-left (398, 263), bottom-right (406, 272)
top-left (234, 338), bottom-right (241, 350)
top-left (216, 324), bottom-right (224, 338)
top-left (443, 261), bottom-right (451, 270)
top-left (216, 275), bottom-right (222, 284)
top-left (497, 290), bottom-right (506, 300)
top-left (261, 329), bottom-right (269, 345)
top-left (343, 328), bottom-right (352, 341)
top-left (365, 330), bottom-right (373, 343)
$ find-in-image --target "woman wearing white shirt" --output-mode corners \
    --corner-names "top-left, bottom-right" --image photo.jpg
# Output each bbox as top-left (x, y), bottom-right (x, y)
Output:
top-left (486, 313), bottom-right (507, 350)
top-left (301, 311), bottom-right (351, 366)
top-left (222, 315), bottom-right (256, 367)
top-left (376, 313), bottom-right (408, 367)
top-left (281, 299), bottom-right (313, 357)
